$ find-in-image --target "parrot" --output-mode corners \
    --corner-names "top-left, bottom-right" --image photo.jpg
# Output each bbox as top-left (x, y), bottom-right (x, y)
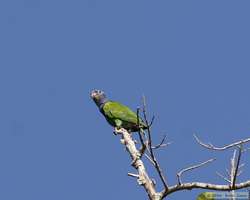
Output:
top-left (90, 89), bottom-right (147, 133)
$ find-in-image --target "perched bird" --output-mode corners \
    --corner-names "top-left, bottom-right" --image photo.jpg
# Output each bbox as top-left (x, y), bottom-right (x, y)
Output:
top-left (90, 89), bottom-right (147, 132)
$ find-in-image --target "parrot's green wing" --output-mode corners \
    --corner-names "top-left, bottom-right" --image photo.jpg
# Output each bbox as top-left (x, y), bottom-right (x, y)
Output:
top-left (102, 101), bottom-right (146, 131)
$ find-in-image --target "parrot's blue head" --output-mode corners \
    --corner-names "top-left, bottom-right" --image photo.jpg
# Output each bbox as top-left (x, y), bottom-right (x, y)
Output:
top-left (90, 89), bottom-right (108, 108)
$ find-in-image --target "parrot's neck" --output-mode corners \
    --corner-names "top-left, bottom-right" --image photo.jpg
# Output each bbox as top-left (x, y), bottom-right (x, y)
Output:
top-left (97, 97), bottom-right (108, 109)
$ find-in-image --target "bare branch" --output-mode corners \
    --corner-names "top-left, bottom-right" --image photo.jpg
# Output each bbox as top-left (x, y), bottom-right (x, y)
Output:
top-left (128, 173), bottom-right (139, 178)
top-left (145, 153), bottom-right (156, 166)
top-left (149, 115), bottom-right (155, 127)
top-left (238, 163), bottom-right (245, 169)
top-left (230, 150), bottom-right (237, 188)
top-left (216, 171), bottom-right (231, 183)
top-left (226, 168), bottom-right (231, 177)
top-left (177, 158), bottom-right (215, 185)
top-left (159, 180), bottom-right (250, 198)
top-left (115, 128), bottom-right (161, 200)
top-left (142, 95), bottom-right (151, 147)
top-left (194, 134), bottom-right (250, 151)
top-left (152, 135), bottom-right (171, 149)
top-left (136, 107), bottom-right (147, 156)
top-left (231, 146), bottom-right (243, 188)
top-left (142, 95), bottom-right (168, 190)
top-left (111, 98), bottom-right (250, 200)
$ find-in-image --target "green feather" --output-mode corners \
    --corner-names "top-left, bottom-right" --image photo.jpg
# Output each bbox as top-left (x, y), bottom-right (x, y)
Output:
top-left (102, 101), bottom-right (147, 132)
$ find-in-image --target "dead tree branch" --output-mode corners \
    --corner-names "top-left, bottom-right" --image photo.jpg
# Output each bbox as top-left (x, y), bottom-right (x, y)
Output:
top-left (114, 125), bottom-right (250, 200)
top-left (177, 158), bottom-right (216, 185)
top-left (115, 128), bottom-right (162, 200)
top-left (142, 96), bottom-right (168, 190)
top-left (194, 134), bottom-right (250, 151)
top-left (216, 172), bottom-right (231, 183)
top-left (231, 147), bottom-right (242, 188)
top-left (152, 135), bottom-right (171, 149)
top-left (136, 107), bottom-right (147, 156)
top-left (159, 180), bottom-right (250, 198)
top-left (113, 100), bottom-right (250, 200)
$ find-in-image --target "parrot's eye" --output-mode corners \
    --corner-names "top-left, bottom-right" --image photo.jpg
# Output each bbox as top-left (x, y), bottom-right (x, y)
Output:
top-left (91, 89), bottom-right (104, 96)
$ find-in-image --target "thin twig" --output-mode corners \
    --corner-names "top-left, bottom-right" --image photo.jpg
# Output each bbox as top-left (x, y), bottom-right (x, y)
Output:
top-left (142, 95), bottom-right (168, 190)
top-left (194, 134), bottom-right (250, 151)
top-left (177, 158), bottom-right (215, 185)
top-left (136, 107), bottom-right (147, 156)
top-left (216, 171), bottom-right (231, 184)
top-left (232, 146), bottom-right (243, 188)
top-left (238, 163), bottom-right (245, 170)
top-left (149, 115), bottom-right (155, 127)
top-left (230, 150), bottom-right (237, 187)
top-left (152, 143), bottom-right (171, 149)
top-left (226, 168), bottom-right (230, 177)
top-left (152, 135), bottom-right (171, 149)
top-left (145, 153), bottom-right (156, 166)
top-left (128, 173), bottom-right (140, 178)
top-left (230, 150), bottom-right (237, 200)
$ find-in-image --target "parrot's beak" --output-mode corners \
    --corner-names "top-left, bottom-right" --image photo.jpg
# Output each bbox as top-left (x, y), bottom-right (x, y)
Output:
top-left (90, 92), bottom-right (96, 99)
top-left (90, 90), bottom-right (98, 99)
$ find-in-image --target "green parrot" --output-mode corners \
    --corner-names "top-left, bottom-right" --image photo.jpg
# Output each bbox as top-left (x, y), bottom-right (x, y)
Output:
top-left (90, 89), bottom-right (147, 132)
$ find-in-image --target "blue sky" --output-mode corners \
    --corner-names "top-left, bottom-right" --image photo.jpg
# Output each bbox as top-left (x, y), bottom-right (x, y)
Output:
top-left (0, 0), bottom-right (250, 199)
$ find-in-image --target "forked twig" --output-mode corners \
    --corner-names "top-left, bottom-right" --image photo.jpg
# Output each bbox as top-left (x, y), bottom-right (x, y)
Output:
top-left (142, 95), bottom-right (168, 190)
top-left (145, 153), bottom-right (156, 166)
top-left (152, 135), bottom-right (171, 149)
top-left (177, 158), bottom-right (215, 185)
